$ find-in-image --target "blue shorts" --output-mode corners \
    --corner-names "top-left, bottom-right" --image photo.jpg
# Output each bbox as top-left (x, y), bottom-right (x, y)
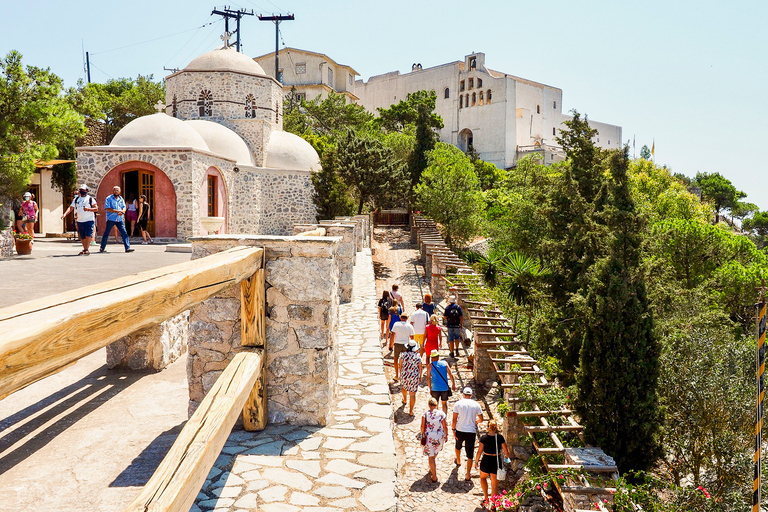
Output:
top-left (77, 220), bottom-right (95, 239)
top-left (447, 327), bottom-right (463, 342)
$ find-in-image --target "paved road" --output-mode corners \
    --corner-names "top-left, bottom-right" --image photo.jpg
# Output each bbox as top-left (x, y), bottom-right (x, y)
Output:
top-left (0, 238), bottom-right (190, 308)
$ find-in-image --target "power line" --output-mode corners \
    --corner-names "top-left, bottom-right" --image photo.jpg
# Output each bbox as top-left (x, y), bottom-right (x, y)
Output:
top-left (177, 20), bottom-right (224, 67)
top-left (264, 0), bottom-right (287, 13)
top-left (92, 22), bottom-right (218, 56)
top-left (211, 6), bottom-right (255, 52)
top-left (165, 19), bottom-right (220, 67)
top-left (88, 59), bottom-right (114, 80)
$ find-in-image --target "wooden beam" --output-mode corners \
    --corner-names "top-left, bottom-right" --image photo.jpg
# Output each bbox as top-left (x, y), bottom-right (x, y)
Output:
top-left (561, 486), bottom-right (617, 494)
top-left (242, 357), bottom-right (267, 431)
top-left (123, 350), bottom-right (263, 512)
top-left (0, 246), bottom-right (263, 400)
top-left (240, 268), bottom-right (265, 348)
top-left (514, 409), bottom-right (572, 417)
top-left (523, 425), bottom-right (583, 432)
top-left (548, 464), bottom-right (618, 473)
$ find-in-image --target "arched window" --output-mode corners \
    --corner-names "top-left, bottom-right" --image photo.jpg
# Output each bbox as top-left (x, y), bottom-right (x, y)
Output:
top-left (198, 90), bottom-right (212, 117)
top-left (459, 96), bottom-right (463, 108)
top-left (472, 92), bottom-right (476, 106)
top-left (477, 78), bottom-right (483, 88)
top-left (245, 94), bottom-right (256, 118)
top-left (487, 89), bottom-right (492, 104)
top-left (479, 91), bottom-right (484, 105)
top-left (444, 87), bottom-right (450, 99)
top-left (466, 94), bottom-right (470, 106)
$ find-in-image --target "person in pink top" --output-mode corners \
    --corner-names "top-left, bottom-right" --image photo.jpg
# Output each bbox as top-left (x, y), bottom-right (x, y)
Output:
top-left (21, 192), bottom-right (38, 237)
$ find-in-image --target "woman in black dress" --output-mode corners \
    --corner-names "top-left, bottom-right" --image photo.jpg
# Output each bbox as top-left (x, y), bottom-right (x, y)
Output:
top-left (474, 420), bottom-right (511, 508)
top-left (137, 194), bottom-right (153, 244)
top-left (378, 290), bottom-right (392, 340)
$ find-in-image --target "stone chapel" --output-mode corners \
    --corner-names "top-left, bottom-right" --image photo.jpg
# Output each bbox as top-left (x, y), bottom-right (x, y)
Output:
top-left (76, 47), bottom-right (319, 240)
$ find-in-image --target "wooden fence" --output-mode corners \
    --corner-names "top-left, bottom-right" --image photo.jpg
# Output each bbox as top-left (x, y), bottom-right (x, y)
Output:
top-left (0, 246), bottom-right (267, 512)
top-left (373, 210), bottom-right (409, 226)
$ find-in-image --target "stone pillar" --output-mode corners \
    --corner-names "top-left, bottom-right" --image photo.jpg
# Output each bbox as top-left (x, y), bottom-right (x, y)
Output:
top-left (106, 311), bottom-right (189, 371)
top-left (296, 223), bottom-right (356, 303)
top-left (352, 214), bottom-right (371, 248)
top-left (472, 332), bottom-right (497, 386)
top-left (327, 218), bottom-right (361, 252)
top-left (432, 255), bottom-right (447, 302)
top-left (189, 234), bottom-right (341, 426)
top-left (0, 225), bottom-right (13, 259)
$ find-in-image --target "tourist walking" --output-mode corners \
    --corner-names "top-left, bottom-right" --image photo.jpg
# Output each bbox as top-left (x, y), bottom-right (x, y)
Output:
top-left (137, 194), bottom-right (153, 244)
top-left (390, 284), bottom-right (404, 314)
top-left (426, 350), bottom-right (456, 414)
top-left (126, 193), bottom-right (138, 236)
top-left (421, 397), bottom-right (448, 482)
top-left (443, 295), bottom-right (464, 358)
top-left (387, 306), bottom-right (400, 351)
top-left (99, 186), bottom-right (134, 253)
top-left (422, 293), bottom-right (436, 318)
top-left (452, 387), bottom-right (484, 481)
top-left (378, 290), bottom-right (392, 340)
top-left (21, 192), bottom-right (38, 237)
top-left (398, 340), bottom-right (422, 415)
top-left (390, 313), bottom-right (414, 381)
top-left (424, 315), bottom-right (443, 363)
top-left (61, 184), bottom-right (98, 255)
top-left (409, 302), bottom-right (429, 356)
top-left (475, 420), bottom-right (511, 508)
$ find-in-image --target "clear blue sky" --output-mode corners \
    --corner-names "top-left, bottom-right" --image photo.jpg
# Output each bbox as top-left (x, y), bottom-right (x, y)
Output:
top-left (3, 0), bottom-right (765, 209)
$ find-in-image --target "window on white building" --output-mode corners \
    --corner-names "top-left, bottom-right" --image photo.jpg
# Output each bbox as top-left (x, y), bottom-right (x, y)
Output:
top-left (444, 87), bottom-right (450, 99)
top-left (537, 105), bottom-right (540, 114)
top-left (328, 68), bottom-right (333, 85)
top-left (469, 78), bottom-right (474, 89)
top-left (349, 74), bottom-right (353, 85)
top-left (295, 62), bottom-right (306, 74)
top-left (460, 80), bottom-right (465, 92)
top-left (472, 92), bottom-right (476, 106)
top-left (553, 127), bottom-right (556, 136)
top-left (296, 93), bottom-right (306, 102)
top-left (553, 100), bottom-right (557, 109)
top-left (479, 91), bottom-right (484, 105)
top-left (198, 90), bottom-right (212, 116)
top-left (477, 78), bottom-right (482, 88)
top-left (487, 90), bottom-right (492, 103)
top-left (459, 96), bottom-right (463, 108)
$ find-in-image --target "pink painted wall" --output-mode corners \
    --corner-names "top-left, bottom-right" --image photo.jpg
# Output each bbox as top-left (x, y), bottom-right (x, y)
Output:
top-left (96, 161), bottom-right (177, 238)
top-left (198, 167), bottom-right (228, 235)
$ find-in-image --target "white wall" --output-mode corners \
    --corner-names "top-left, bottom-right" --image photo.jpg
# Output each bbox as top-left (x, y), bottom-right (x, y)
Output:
top-left (30, 169), bottom-right (64, 234)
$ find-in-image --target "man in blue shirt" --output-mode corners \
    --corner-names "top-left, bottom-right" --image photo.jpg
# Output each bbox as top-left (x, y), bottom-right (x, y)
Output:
top-left (426, 350), bottom-right (456, 414)
top-left (99, 186), bottom-right (134, 253)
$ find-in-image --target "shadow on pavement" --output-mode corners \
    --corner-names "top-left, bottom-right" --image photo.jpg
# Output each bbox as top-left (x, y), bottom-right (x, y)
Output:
top-left (110, 422), bottom-right (185, 487)
top-left (0, 366), bottom-right (144, 475)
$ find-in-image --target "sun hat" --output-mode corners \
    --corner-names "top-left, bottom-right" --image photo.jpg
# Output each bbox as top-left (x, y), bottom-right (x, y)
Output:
top-left (23, 192), bottom-right (31, 198)
top-left (462, 387), bottom-right (473, 396)
top-left (79, 184), bottom-right (89, 191)
top-left (407, 339), bottom-right (419, 351)
top-left (430, 350), bottom-right (440, 358)
top-left (448, 295), bottom-right (457, 303)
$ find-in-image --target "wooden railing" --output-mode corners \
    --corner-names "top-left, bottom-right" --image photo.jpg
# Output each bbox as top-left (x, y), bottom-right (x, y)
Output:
top-left (0, 246), bottom-right (267, 512)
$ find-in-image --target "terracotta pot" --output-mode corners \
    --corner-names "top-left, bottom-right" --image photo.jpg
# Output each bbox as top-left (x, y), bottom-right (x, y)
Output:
top-left (14, 238), bottom-right (32, 255)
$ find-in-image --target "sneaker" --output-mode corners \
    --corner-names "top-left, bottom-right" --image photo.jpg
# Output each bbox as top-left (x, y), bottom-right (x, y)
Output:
top-left (450, 352), bottom-right (455, 358)
top-left (125, 248), bottom-right (135, 253)
top-left (149, 239), bottom-right (154, 244)
top-left (141, 241), bottom-right (147, 245)
top-left (99, 249), bottom-right (106, 253)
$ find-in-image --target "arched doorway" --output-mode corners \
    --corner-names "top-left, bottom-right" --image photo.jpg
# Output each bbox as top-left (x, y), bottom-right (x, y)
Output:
top-left (199, 167), bottom-right (228, 235)
top-left (458, 129), bottom-right (474, 152)
top-left (97, 161), bottom-right (177, 239)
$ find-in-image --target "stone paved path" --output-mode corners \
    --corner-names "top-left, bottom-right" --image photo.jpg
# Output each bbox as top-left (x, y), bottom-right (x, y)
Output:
top-left (192, 248), bottom-right (397, 512)
top-left (373, 227), bottom-right (503, 512)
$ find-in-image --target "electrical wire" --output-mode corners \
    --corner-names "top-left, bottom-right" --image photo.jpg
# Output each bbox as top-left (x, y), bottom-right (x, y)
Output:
top-left (92, 22), bottom-right (218, 56)
top-left (165, 20), bottom-right (217, 67)
top-left (177, 20), bottom-right (224, 68)
top-left (88, 60), bottom-right (114, 80)
top-left (242, 0), bottom-right (271, 13)
top-left (264, 0), bottom-right (286, 13)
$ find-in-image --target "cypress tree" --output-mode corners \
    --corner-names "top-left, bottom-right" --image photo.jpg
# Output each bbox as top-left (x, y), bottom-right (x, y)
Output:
top-left (576, 147), bottom-right (661, 472)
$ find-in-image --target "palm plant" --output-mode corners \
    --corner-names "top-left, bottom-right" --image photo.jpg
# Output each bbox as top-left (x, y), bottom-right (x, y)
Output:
top-left (474, 250), bottom-right (509, 288)
top-left (499, 252), bottom-right (550, 343)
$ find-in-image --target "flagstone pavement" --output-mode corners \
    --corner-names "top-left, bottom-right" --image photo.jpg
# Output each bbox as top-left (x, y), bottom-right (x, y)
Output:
top-left (192, 248), bottom-right (397, 512)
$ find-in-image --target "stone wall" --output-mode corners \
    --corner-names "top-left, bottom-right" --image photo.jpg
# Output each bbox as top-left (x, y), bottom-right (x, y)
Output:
top-left (258, 170), bottom-right (316, 235)
top-left (189, 234), bottom-right (341, 425)
top-left (0, 218), bottom-right (13, 259)
top-left (294, 223), bottom-right (356, 303)
top-left (106, 311), bottom-right (189, 371)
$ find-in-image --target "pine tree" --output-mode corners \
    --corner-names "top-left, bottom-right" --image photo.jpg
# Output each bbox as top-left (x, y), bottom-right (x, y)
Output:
top-left (310, 146), bottom-right (355, 220)
top-left (576, 147), bottom-right (661, 472)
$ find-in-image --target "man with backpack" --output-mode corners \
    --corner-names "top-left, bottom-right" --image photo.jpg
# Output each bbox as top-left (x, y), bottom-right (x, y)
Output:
top-left (426, 350), bottom-right (456, 414)
top-left (443, 295), bottom-right (464, 358)
top-left (61, 184), bottom-right (98, 255)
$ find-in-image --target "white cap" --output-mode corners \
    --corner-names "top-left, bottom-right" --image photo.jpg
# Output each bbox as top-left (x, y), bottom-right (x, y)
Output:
top-left (449, 295), bottom-right (457, 303)
top-left (23, 192), bottom-right (31, 198)
top-left (462, 387), bottom-right (473, 396)
top-left (79, 184), bottom-right (89, 191)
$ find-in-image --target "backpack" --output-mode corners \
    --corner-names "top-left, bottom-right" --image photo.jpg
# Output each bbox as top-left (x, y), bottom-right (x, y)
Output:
top-left (378, 297), bottom-right (390, 316)
top-left (445, 304), bottom-right (462, 327)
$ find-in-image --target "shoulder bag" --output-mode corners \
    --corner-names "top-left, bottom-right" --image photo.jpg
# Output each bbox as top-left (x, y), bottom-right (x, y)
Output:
top-left (496, 434), bottom-right (507, 480)
top-left (431, 362), bottom-right (452, 396)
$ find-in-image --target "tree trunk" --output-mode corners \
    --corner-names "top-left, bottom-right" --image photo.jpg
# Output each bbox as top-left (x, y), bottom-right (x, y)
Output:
top-left (357, 197), bottom-right (364, 215)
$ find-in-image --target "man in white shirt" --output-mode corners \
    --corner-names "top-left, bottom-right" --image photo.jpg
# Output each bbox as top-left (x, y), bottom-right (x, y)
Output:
top-left (61, 184), bottom-right (98, 255)
top-left (390, 313), bottom-right (414, 381)
top-left (452, 387), bottom-right (484, 481)
top-left (409, 302), bottom-right (429, 357)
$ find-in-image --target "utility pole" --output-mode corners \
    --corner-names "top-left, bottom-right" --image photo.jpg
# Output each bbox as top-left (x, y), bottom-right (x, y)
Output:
top-left (211, 6), bottom-right (254, 52)
top-left (85, 51), bottom-right (91, 83)
top-left (258, 13), bottom-right (294, 82)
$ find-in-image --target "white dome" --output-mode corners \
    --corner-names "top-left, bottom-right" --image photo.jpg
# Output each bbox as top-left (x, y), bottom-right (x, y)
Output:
top-left (110, 113), bottom-right (209, 151)
top-left (185, 120), bottom-right (255, 166)
top-left (264, 131), bottom-right (321, 172)
top-left (185, 47), bottom-right (266, 76)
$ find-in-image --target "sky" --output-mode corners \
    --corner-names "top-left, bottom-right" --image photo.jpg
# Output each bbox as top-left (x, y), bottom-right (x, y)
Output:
top-left (2, 0), bottom-right (766, 209)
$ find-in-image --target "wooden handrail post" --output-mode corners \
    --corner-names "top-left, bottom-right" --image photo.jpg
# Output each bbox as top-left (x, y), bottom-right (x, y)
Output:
top-left (240, 250), bottom-right (267, 431)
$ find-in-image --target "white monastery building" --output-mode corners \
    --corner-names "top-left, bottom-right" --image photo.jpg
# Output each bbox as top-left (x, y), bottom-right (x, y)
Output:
top-left (354, 52), bottom-right (622, 169)
top-left (76, 47), bottom-right (319, 240)
top-left (254, 48), bottom-right (359, 104)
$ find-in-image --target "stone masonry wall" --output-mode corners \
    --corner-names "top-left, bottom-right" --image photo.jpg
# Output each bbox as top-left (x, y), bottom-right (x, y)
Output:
top-left (294, 223), bottom-right (356, 303)
top-left (106, 311), bottom-right (189, 371)
top-left (189, 234), bottom-right (341, 425)
top-left (258, 170), bottom-right (316, 235)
